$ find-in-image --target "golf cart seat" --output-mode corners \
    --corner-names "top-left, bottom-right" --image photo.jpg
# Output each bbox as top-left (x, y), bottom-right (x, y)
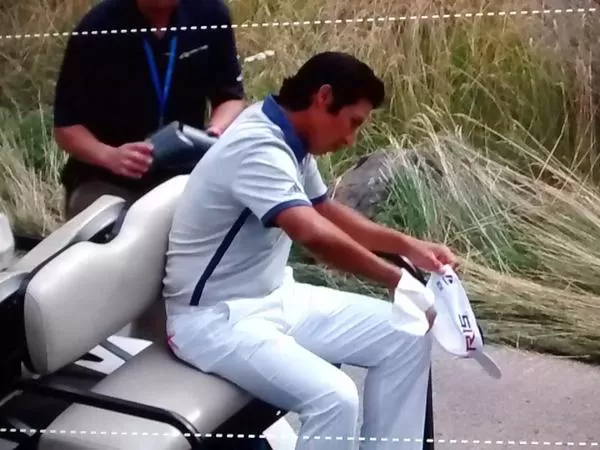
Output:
top-left (1, 196), bottom-right (126, 372)
top-left (5, 194), bottom-right (126, 277)
top-left (1, 196), bottom-right (130, 448)
top-left (1, 194), bottom-right (126, 339)
top-left (22, 175), bottom-right (253, 450)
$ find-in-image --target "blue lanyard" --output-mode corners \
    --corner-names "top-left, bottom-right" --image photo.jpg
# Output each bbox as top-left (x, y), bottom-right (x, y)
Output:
top-left (143, 36), bottom-right (178, 128)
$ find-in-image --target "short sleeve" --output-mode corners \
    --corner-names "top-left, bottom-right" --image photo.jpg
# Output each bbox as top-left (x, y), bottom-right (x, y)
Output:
top-left (206, 0), bottom-right (245, 106)
top-left (53, 31), bottom-right (93, 127)
top-left (303, 155), bottom-right (329, 205)
top-left (232, 142), bottom-right (312, 228)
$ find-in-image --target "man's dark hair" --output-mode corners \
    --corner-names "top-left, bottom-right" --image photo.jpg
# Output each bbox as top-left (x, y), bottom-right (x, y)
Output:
top-left (277, 51), bottom-right (385, 113)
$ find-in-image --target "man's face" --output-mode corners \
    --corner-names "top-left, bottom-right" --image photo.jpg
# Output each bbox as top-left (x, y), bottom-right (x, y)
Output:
top-left (307, 85), bottom-right (373, 155)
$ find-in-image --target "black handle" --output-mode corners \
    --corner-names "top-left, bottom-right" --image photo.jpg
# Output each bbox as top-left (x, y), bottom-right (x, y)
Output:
top-left (375, 251), bottom-right (427, 285)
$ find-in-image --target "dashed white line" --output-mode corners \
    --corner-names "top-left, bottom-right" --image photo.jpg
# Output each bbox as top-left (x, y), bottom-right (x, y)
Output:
top-left (0, 7), bottom-right (596, 41)
top-left (0, 427), bottom-right (598, 446)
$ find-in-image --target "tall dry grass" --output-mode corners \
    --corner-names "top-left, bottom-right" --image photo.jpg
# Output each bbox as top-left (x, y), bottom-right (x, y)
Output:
top-left (2, 0), bottom-right (600, 361)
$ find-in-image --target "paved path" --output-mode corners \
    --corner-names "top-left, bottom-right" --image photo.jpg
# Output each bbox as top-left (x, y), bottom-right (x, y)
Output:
top-left (1, 341), bottom-right (598, 449)
top-left (284, 344), bottom-right (600, 448)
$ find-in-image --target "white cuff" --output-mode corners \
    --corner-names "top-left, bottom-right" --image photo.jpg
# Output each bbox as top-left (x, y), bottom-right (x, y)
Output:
top-left (395, 268), bottom-right (436, 312)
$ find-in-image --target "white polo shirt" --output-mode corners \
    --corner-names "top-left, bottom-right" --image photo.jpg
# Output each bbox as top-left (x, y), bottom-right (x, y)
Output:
top-left (162, 95), bottom-right (329, 314)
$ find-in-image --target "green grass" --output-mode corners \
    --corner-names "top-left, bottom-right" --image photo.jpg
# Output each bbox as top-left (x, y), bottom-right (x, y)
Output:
top-left (2, 0), bottom-right (600, 363)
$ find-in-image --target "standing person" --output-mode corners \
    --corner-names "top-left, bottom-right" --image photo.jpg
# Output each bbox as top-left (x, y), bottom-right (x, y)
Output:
top-left (163, 51), bottom-right (458, 449)
top-left (53, 0), bottom-right (246, 218)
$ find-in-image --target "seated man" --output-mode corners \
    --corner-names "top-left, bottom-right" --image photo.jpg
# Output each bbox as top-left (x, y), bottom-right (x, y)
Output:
top-left (162, 51), bottom-right (457, 449)
top-left (52, 0), bottom-right (246, 219)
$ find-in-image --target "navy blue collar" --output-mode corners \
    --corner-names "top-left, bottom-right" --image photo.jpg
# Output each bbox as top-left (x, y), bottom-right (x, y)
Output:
top-left (261, 95), bottom-right (307, 163)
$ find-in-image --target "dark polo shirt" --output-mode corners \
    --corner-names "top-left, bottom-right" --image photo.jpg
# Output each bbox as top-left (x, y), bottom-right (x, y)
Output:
top-left (53, 0), bottom-right (245, 192)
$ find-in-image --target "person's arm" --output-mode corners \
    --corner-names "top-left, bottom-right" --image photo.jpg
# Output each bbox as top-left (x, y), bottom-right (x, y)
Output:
top-left (314, 198), bottom-right (420, 255)
top-left (54, 125), bottom-right (116, 169)
top-left (277, 206), bottom-right (404, 290)
top-left (313, 198), bottom-right (460, 274)
top-left (207, 99), bottom-right (245, 136)
top-left (204, 0), bottom-right (246, 136)
top-left (53, 27), bottom-right (113, 169)
top-left (53, 125), bottom-right (153, 179)
top-left (52, 30), bottom-right (152, 178)
top-left (301, 155), bottom-right (417, 254)
top-left (231, 141), bottom-right (404, 291)
top-left (303, 154), bottom-right (458, 273)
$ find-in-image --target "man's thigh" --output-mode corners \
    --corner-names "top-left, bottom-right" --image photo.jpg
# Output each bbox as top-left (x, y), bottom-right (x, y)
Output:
top-left (170, 307), bottom-right (357, 416)
top-left (283, 282), bottom-right (431, 368)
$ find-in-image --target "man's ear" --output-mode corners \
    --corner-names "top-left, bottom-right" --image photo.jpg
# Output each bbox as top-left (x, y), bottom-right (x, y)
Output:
top-left (314, 84), bottom-right (334, 110)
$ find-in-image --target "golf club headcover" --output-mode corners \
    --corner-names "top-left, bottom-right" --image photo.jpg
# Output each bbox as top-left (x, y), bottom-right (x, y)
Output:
top-left (147, 121), bottom-right (218, 174)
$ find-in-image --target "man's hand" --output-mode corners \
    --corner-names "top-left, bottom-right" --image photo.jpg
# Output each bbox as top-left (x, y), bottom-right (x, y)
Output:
top-left (404, 240), bottom-right (459, 274)
top-left (105, 142), bottom-right (154, 179)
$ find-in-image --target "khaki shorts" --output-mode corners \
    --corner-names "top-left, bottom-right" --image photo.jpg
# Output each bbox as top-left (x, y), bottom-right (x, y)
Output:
top-left (64, 179), bottom-right (145, 220)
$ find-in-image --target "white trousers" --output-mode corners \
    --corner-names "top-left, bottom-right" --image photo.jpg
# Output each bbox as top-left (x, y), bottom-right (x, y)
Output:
top-left (167, 268), bottom-right (433, 450)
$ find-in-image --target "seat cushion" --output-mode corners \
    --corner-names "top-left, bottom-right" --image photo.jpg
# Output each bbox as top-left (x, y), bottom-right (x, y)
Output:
top-left (24, 177), bottom-right (189, 376)
top-left (38, 342), bottom-right (253, 450)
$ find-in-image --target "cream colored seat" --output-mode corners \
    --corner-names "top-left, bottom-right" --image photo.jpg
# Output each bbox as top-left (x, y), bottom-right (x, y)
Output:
top-left (1, 195), bottom-right (126, 423)
top-left (20, 176), bottom-right (254, 450)
top-left (1, 195), bottom-right (125, 304)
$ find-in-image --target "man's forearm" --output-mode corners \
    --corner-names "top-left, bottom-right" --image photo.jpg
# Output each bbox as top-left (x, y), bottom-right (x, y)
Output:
top-left (54, 125), bottom-right (115, 170)
top-left (315, 199), bottom-right (420, 255)
top-left (208, 99), bottom-right (246, 134)
top-left (289, 212), bottom-right (404, 290)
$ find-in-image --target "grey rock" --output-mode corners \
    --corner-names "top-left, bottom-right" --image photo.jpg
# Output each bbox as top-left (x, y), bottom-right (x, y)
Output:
top-left (330, 148), bottom-right (442, 218)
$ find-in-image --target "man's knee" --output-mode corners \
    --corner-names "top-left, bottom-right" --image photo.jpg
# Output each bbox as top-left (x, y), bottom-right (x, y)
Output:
top-left (389, 333), bottom-right (433, 368)
top-left (311, 370), bottom-right (360, 418)
top-left (332, 374), bottom-right (360, 412)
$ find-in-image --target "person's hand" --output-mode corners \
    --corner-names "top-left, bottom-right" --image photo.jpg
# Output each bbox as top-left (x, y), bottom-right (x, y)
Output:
top-left (405, 240), bottom-right (459, 274)
top-left (106, 142), bottom-right (154, 179)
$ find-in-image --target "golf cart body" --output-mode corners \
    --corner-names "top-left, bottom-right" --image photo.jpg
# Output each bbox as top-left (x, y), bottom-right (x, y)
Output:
top-left (0, 176), bottom-right (285, 449)
top-left (0, 123), bottom-right (437, 450)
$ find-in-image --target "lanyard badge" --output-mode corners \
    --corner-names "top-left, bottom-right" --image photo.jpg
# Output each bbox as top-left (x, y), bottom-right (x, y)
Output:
top-left (144, 36), bottom-right (178, 129)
